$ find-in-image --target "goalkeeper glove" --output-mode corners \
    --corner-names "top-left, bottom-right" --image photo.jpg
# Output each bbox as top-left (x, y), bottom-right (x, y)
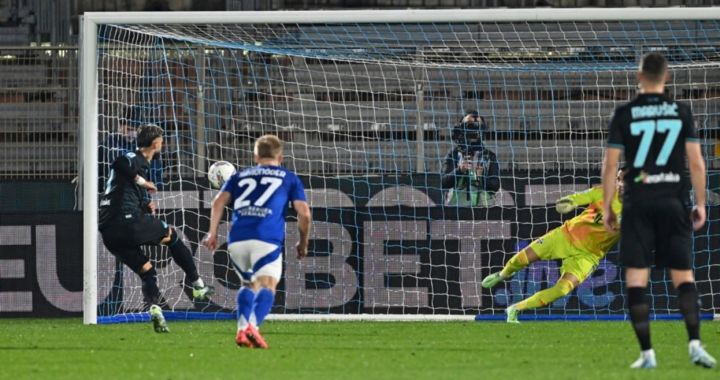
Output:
top-left (555, 198), bottom-right (577, 214)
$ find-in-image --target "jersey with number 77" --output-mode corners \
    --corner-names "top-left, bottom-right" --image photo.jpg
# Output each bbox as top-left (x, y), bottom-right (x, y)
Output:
top-left (606, 93), bottom-right (697, 202)
top-left (220, 165), bottom-right (307, 246)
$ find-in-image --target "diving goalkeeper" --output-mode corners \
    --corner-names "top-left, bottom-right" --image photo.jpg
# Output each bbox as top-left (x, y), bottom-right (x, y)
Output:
top-left (481, 168), bottom-right (625, 323)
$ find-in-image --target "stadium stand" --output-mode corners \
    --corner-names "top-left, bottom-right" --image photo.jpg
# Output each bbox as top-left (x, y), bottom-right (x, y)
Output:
top-left (0, 47), bottom-right (78, 179)
top-left (0, 0), bottom-right (718, 181)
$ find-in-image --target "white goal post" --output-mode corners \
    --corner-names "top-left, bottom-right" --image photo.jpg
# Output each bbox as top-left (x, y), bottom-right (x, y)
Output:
top-left (81, 8), bottom-right (720, 324)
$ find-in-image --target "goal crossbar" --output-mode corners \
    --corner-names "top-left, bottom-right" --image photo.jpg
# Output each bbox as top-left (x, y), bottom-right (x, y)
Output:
top-left (83, 8), bottom-right (720, 24)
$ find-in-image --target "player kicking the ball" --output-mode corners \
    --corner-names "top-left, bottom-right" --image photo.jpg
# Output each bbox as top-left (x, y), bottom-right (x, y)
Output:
top-left (481, 168), bottom-right (625, 323)
top-left (99, 123), bottom-right (214, 333)
top-left (203, 134), bottom-right (311, 349)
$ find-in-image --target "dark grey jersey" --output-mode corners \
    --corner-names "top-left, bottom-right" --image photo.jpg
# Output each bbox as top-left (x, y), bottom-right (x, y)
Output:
top-left (607, 93), bottom-right (698, 202)
top-left (99, 151), bottom-right (152, 228)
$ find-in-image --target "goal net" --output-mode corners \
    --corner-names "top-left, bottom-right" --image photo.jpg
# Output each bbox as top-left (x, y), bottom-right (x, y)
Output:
top-left (82, 9), bottom-right (720, 323)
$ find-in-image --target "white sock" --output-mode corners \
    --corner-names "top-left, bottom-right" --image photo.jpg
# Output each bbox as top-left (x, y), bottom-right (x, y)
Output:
top-left (192, 278), bottom-right (205, 288)
top-left (641, 349), bottom-right (655, 359)
top-left (689, 339), bottom-right (702, 350)
top-left (238, 315), bottom-right (248, 331)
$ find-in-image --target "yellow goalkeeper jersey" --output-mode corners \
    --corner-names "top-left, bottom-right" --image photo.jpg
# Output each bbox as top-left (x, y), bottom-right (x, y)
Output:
top-left (559, 186), bottom-right (622, 259)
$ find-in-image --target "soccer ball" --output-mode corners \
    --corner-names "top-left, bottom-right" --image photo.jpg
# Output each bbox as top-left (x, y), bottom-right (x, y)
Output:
top-left (208, 160), bottom-right (236, 189)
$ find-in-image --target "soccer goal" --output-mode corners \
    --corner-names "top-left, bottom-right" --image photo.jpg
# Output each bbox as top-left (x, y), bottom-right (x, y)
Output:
top-left (81, 8), bottom-right (720, 324)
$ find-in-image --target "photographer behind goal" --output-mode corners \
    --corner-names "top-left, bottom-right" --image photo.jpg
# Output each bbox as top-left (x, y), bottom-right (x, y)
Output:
top-left (441, 111), bottom-right (500, 207)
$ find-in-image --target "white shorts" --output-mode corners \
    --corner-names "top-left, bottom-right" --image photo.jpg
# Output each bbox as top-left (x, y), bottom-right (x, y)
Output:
top-left (227, 239), bottom-right (282, 282)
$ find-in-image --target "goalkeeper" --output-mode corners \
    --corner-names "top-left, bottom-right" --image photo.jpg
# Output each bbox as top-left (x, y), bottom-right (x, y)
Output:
top-left (481, 168), bottom-right (625, 323)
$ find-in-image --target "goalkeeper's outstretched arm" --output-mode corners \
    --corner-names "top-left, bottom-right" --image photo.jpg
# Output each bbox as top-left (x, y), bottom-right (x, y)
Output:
top-left (555, 187), bottom-right (603, 214)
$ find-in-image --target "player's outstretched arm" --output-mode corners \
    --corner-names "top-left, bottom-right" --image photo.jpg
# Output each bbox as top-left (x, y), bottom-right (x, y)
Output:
top-left (686, 141), bottom-right (707, 230)
top-left (203, 191), bottom-right (231, 251)
top-left (110, 154), bottom-right (157, 192)
top-left (601, 147), bottom-right (622, 231)
top-left (293, 200), bottom-right (311, 259)
top-left (134, 175), bottom-right (157, 193)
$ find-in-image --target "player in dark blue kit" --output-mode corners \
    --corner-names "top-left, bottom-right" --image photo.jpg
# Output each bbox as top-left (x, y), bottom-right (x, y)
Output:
top-left (99, 124), bottom-right (214, 333)
top-left (601, 53), bottom-right (715, 369)
top-left (203, 134), bottom-right (311, 349)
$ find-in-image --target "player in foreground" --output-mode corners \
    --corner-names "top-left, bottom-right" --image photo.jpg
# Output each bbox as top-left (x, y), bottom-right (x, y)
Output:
top-left (98, 123), bottom-right (214, 333)
top-left (203, 134), bottom-right (311, 349)
top-left (481, 168), bottom-right (625, 323)
top-left (602, 52), bottom-right (715, 369)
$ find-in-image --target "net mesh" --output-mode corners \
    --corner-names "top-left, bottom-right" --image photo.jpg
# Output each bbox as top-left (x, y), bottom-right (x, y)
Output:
top-left (94, 19), bottom-right (720, 321)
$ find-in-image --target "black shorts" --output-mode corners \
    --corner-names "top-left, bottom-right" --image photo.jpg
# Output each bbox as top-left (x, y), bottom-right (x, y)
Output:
top-left (100, 214), bottom-right (171, 273)
top-left (619, 197), bottom-right (693, 270)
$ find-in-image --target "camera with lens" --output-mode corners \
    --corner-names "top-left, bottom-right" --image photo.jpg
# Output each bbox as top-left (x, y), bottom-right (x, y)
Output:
top-left (451, 111), bottom-right (487, 154)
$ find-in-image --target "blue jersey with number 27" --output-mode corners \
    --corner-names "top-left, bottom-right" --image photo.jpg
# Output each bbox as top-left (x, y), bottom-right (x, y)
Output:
top-left (221, 165), bottom-right (306, 245)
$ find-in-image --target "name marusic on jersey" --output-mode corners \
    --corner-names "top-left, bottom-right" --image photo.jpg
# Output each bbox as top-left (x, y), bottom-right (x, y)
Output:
top-left (630, 102), bottom-right (678, 119)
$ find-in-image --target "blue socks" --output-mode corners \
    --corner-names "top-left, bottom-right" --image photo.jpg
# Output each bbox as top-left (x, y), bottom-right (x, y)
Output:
top-left (236, 286), bottom-right (275, 330)
top-left (254, 288), bottom-right (275, 326)
top-left (236, 287), bottom-right (255, 330)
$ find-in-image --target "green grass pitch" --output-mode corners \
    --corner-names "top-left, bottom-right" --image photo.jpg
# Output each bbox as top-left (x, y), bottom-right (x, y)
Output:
top-left (1, 319), bottom-right (718, 380)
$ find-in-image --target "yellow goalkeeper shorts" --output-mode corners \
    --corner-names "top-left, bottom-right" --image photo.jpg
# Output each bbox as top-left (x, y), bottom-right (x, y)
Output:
top-left (526, 228), bottom-right (599, 283)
